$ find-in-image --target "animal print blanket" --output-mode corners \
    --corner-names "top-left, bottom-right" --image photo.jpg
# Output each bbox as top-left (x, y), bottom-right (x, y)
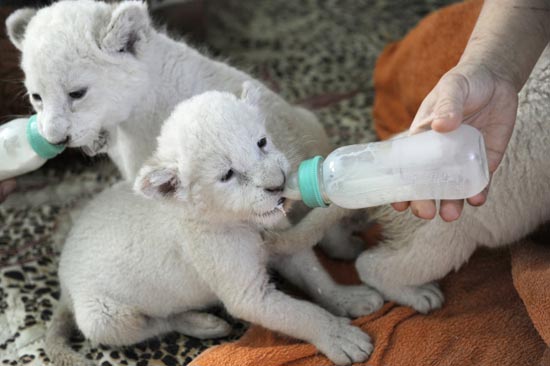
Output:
top-left (0, 1), bottom-right (455, 365)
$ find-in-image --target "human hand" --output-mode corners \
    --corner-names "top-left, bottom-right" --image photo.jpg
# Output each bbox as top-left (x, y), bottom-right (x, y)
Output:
top-left (0, 179), bottom-right (17, 203)
top-left (392, 62), bottom-right (518, 221)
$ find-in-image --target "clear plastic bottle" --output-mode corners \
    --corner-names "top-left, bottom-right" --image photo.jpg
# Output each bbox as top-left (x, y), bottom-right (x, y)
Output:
top-left (284, 125), bottom-right (489, 209)
top-left (0, 115), bottom-right (65, 181)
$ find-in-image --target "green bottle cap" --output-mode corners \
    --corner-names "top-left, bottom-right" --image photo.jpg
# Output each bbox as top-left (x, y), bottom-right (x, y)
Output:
top-left (26, 115), bottom-right (66, 159)
top-left (298, 156), bottom-right (328, 208)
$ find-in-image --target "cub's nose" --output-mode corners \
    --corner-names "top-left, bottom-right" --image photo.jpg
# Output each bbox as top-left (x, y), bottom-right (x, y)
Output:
top-left (53, 136), bottom-right (70, 145)
top-left (44, 135), bottom-right (69, 146)
top-left (37, 118), bottom-right (69, 145)
top-left (262, 169), bottom-right (286, 194)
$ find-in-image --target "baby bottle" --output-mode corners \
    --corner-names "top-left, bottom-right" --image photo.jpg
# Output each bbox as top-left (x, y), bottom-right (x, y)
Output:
top-left (0, 115), bottom-right (65, 181)
top-left (284, 125), bottom-right (489, 209)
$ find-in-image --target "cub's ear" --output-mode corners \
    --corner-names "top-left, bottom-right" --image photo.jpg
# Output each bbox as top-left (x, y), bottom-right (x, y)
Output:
top-left (101, 1), bottom-right (150, 55)
top-left (134, 157), bottom-right (182, 200)
top-left (6, 8), bottom-right (37, 51)
top-left (240, 80), bottom-right (269, 107)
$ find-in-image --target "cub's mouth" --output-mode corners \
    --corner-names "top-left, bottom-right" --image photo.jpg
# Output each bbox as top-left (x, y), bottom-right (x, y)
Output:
top-left (82, 130), bottom-right (109, 156)
top-left (255, 197), bottom-right (290, 218)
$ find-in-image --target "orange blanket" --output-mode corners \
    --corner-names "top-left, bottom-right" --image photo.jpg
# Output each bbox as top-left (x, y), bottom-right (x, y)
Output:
top-left (192, 248), bottom-right (546, 366)
top-left (191, 1), bottom-right (550, 365)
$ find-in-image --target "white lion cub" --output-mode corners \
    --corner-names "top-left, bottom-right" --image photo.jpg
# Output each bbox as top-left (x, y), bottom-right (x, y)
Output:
top-left (47, 86), bottom-right (381, 366)
top-left (6, 0), bottom-right (363, 260)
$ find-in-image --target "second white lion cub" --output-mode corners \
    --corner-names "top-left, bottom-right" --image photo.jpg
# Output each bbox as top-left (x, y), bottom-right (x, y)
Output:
top-left (47, 85), bottom-right (380, 366)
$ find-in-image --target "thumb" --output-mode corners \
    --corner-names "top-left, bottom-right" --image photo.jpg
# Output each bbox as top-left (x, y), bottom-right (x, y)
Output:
top-left (429, 73), bottom-right (469, 133)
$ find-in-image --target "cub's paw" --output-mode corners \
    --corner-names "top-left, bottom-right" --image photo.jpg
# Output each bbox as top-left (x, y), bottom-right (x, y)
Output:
top-left (382, 282), bottom-right (444, 314)
top-left (321, 285), bottom-right (384, 318)
top-left (175, 311), bottom-right (232, 339)
top-left (315, 317), bottom-right (373, 365)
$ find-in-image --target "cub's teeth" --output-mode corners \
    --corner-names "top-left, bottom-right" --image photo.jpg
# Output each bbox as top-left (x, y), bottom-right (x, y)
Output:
top-left (82, 131), bottom-right (109, 156)
top-left (276, 205), bottom-right (287, 216)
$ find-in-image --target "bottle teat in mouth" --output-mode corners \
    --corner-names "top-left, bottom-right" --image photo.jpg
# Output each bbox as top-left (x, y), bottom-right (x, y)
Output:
top-left (276, 197), bottom-right (287, 216)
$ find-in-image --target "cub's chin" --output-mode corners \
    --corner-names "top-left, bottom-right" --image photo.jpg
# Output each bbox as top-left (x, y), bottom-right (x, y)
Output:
top-left (253, 199), bottom-right (292, 228)
top-left (80, 130), bottom-right (109, 156)
top-left (254, 212), bottom-right (285, 228)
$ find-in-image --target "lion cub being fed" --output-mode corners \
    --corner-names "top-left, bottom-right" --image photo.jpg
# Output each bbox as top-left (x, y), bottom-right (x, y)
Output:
top-left (6, 0), bottom-right (364, 260)
top-left (48, 86), bottom-right (380, 366)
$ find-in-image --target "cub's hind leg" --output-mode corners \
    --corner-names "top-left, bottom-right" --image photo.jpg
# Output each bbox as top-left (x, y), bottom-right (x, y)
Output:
top-left (355, 214), bottom-right (478, 313)
top-left (171, 310), bottom-right (232, 339)
top-left (73, 296), bottom-right (230, 345)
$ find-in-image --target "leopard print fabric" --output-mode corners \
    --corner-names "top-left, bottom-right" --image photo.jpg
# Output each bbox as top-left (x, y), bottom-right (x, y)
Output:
top-left (0, 0), bottom-right (456, 365)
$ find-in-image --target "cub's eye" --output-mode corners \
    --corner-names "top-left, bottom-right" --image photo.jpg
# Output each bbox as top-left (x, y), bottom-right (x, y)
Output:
top-left (69, 88), bottom-right (87, 100)
top-left (257, 137), bottom-right (267, 149)
top-left (31, 94), bottom-right (42, 102)
top-left (221, 169), bottom-right (234, 182)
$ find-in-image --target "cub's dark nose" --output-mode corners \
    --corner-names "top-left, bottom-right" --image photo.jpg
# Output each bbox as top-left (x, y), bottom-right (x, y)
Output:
top-left (277, 197), bottom-right (286, 205)
top-left (55, 136), bottom-right (70, 145)
top-left (265, 171), bottom-right (286, 194)
top-left (46, 135), bottom-right (70, 145)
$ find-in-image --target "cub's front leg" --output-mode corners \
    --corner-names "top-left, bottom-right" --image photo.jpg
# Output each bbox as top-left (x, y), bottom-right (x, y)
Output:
top-left (271, 248), bottom-right (383, 318)
top-left (264, 205), bottom-right (351, 255)
top-left (188, 229), bottom-right (373, 365)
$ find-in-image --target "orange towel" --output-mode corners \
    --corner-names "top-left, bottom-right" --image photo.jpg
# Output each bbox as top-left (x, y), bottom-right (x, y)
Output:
top-left (192, 249), bottom-right (545, 366)
top-left (511, 229), bottom-right (550, 347)
top-left (191, 1), bottom-right (549, 365)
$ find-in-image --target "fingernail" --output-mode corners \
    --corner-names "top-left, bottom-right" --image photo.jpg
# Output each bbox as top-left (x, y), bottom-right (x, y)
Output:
top-left (445, 205), bottom-right (459, 221)
top-left (418, 113), bottom-right (436, 125)
top-left (450, 205), bottom-right (459, 218)
top-left (433, 113), bottom-right (452, 121)
top-left (409, 125), bottom-right (430, 136)
top-left (422, 205), bottom-right (436, 219)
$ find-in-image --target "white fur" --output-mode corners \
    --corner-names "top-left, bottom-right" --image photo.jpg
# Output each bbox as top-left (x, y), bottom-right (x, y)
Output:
top-left (5, 3), bottom-right (377, 364)
top-left (354, 46), bottom-right (550, 313)
top-left (6, 0), bottom-right (359, 258)
top-left (6, 0), bottom-right (327, 180)
top-left (50, 89), bottom-right (382, 366)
